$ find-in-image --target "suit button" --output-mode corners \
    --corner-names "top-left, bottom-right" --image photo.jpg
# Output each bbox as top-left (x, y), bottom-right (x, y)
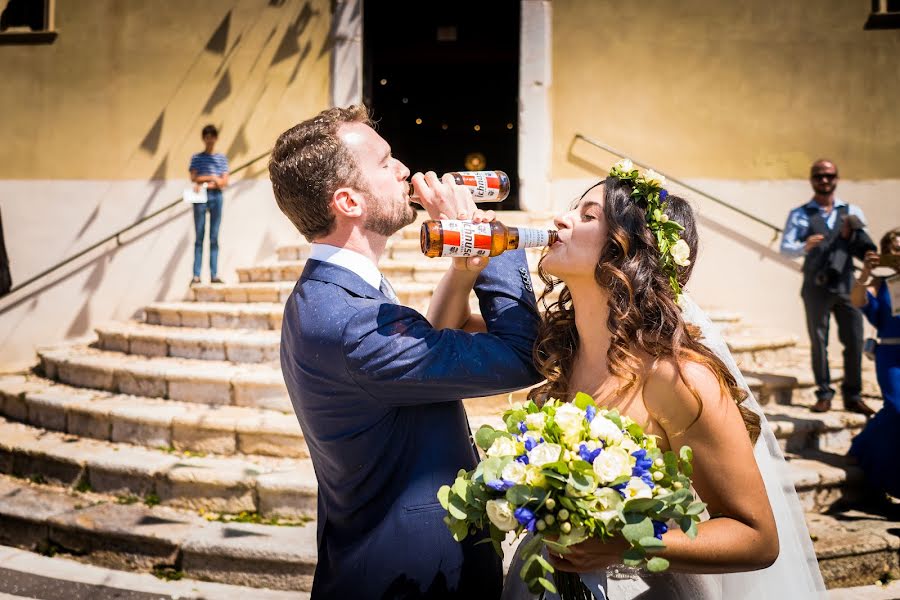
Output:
top-left (519, 267), bottom-right (527, 274)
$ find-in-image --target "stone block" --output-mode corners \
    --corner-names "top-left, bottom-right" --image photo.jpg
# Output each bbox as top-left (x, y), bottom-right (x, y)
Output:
top-left (256, 469), bottom-right (317, 518)
top-left (58, 362), bottom-right (115, 391)
top-left (237, 414), bottom-right (306, 458)
top-left (247, 287), bottom-right (279, 303)
top-left (109, 401), bottom-right (184, 448)
top-left (158, 457), bottom-right (258, 513)
top-left (0, 478), bottom-right (81, 550)
top-left (25, 392), bottom-right (74, 432)
top-left (167, 374), bottom-right (233, 406)
top-left (181, 518), bottom-right (317, 591)
top-left (47, 502), bottom-right (188, 571)
top-left (2, 389), bottom-right (29, 421)
top-left (113, 368), bottom-right (168, 399)
top-left (169, 337), bottom-right (227, 361)
top-left (67, 398), bottom-right (113, 441)
top-left (128, 334), bottom-right (168, 358)
top-left (172, 411), bottom-right (238, 455)
top-left (223, 288), bottom-right (249, 303)
top-left (86, 446), bottom-right (178, 496)
top-left (194, 288), bottom-right (224, 302)
top-left (98, 330), bottom-right (130, 353)
top-left (232, 375), bottom-right (290, 412)
top-left (157, 309), bottom-right (182, 327)
top-left (225, 341), bottom-right (266, 363)
top-left (143, 308), bottom-right (162, 325)
top-left (179, 309), bottom-right (210, 328)
top-left (210, 312), bottom-right (243, 329)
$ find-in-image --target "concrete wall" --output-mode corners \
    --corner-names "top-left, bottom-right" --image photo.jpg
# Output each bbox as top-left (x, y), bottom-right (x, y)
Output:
top-left (0, 0), bottom-right (331, 365)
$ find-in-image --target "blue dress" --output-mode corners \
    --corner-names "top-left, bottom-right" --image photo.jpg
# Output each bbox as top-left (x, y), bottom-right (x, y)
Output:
top-left (849, 278), bottom-right (900, 497)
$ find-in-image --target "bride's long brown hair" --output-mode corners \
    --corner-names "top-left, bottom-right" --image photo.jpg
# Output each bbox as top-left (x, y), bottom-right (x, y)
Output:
top-left (529, 178), bottom-right (760, 443)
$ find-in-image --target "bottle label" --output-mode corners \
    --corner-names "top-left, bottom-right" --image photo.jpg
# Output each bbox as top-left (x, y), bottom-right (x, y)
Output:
top-left (516, 227), bottom-right (551, 249)
top-left (457, 171), bottom-right (503, 201)
top-left (439, 220), bottom-right (493, 257)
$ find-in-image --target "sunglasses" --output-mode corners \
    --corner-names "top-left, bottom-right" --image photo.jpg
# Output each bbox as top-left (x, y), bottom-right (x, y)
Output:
top-left (811, 173), bottom-right (837, 181)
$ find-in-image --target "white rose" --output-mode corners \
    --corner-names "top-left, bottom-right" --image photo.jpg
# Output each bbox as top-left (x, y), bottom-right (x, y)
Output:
top-left (589, 416), bottom-right (624, 445)
top-left (592, 447), bottom-right (632, 483)
top-left (618, 438), bottom-right (639, 454)
top-left (486, 436), bottom-right (519, 458)
top-left (643, 169), bottom-right (666, 188)
top-left (670, 239), bottom-right (692, 267)
top-left (525, 465), bottom-right (547, 487)
top-left (528, 442), bottom-right (563, 467)
top-left (595, 486), bottom-right (623, 525)
top-left (624, 477), bottom-right (653, 500)
top-left (501, 461), bottom-right (527, 485)
top-left (486, 499), bottom-right (519, 531)
top-left (554, 404), bottom-right (585, 441)
top-left (524, 412), bottom-right (547, 431)
top-left (613, 158), bottom-right (634, 173)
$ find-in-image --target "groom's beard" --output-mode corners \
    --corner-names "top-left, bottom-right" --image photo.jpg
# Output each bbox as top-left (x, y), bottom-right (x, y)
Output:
top-left (364, 189), bottom-right (417, 237)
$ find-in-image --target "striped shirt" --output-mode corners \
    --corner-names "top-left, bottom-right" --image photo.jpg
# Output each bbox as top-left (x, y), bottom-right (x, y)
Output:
top-left (189, 152), bottom-right (229, 177)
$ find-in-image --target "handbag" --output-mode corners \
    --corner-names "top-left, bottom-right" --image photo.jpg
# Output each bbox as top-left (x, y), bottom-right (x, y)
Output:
top-left (183, 183), bottom-right (208, 204)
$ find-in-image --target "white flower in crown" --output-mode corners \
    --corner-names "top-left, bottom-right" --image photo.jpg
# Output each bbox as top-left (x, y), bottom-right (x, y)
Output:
top-left (670, 238), bottom-right (692, 267)
top-left (640, 169), bottom-right (666, 188)
top-left (611, 158), bottom-right (636, 178)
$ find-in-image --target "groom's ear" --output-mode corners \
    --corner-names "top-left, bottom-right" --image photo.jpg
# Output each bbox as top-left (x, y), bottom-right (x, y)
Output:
top-left (332, 187), bottom-right (364, 220)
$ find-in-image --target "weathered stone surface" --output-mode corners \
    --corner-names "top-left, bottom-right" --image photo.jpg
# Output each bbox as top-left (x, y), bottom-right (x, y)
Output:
top-left (181, 518), bottom-right (317, 591)
top-left (172, 409), bottom-right (239, 455)
top-left (0, 476), bottom-right (80, 550)
top-left (236, 413), bottom-right (306, 458)
top-left (108, 400), bottom-right (185, 448)
top-left (86, 445), bottom-right (178, 496)
top-left (256, 466), bottom-right (317, 518)
top-left (159, 456), bottom-right (259, 513)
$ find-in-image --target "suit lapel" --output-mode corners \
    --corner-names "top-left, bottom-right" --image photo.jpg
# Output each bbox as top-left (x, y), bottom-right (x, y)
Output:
top-left (301, 259), bottom-right (386, 301)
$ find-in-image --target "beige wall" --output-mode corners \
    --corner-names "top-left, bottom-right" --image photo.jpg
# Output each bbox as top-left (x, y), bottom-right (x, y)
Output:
top-left (0, 0), bottom-right (331, 180)
top-left (552, 1), bottom-right (900, 180)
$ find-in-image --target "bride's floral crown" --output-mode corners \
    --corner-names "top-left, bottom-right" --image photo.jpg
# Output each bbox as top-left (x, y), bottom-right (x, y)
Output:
top-left (608, 159), bottom-right (691, 301)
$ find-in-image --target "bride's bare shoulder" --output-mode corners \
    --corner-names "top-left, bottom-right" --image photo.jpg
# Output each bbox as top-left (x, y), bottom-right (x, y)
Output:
top-left (641, 355), bottom-right (731, 432)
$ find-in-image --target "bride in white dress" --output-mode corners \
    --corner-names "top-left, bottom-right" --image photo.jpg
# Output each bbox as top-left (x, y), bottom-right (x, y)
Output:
top-left (502, 173), bottom-right (826, 599)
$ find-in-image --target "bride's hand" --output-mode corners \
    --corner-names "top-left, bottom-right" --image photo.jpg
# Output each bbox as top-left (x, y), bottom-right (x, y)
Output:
top-left (451, 208), bottom-right (496, 273)
top-left (547, 535), bottom-right (631, 573)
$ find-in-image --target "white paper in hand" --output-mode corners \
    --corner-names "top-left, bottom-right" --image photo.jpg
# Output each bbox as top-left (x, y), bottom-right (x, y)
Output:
top-left (183, 184), bottom-right (208, 204)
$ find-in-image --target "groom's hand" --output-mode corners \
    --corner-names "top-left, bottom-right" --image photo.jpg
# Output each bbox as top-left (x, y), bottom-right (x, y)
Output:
top-left (411, 171), bottom-right (477, 222)
top-left (546, 535), bottom-right (631, 572)
top-left (451, 208), bottom-right (496, 274)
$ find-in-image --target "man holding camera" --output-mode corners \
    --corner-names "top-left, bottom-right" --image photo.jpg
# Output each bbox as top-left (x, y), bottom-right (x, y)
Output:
top-left (781, 159), bottom-right (877, 415)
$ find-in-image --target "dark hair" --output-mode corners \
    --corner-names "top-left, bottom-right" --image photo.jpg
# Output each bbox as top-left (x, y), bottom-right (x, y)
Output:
top-left (268, 105), bottom-right (371, 241)
top-left (202, 125), bottom-right (219, 138)
top-left (530, 178), bottom-right (760, 442)
top-left (879, 227), bottom-right (900, 255)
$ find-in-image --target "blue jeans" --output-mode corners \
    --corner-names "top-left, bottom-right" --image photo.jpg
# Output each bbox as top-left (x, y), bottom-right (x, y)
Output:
top-left (192, 193), bottom-right (222, 278)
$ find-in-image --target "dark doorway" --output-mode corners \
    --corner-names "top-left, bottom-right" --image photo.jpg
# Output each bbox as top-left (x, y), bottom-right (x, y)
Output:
top-left (363, 1), bottom-right (521, 209)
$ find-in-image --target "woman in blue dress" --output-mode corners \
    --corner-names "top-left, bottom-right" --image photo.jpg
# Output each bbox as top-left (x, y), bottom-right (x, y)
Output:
top-left (849, 227), bottom-right (900, 499)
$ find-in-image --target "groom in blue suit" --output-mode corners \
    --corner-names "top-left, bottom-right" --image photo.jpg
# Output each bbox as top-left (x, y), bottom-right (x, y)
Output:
top-left (268, 106), bottom-right (542, 599)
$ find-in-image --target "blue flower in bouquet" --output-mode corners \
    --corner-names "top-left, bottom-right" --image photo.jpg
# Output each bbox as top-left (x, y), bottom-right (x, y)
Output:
top-left (631, 449), bottom-right (653, 475)
top-left (515, 507), bottom-right (537, 532)
top-left (523, 435), bottom-right (544, 452)
top-left (515, 454), bottom-right (529, 464)
top-left (585, 405), bottom-right (597, 423)
top-left (653, 520), bottom-right (669, 540)
top-left (518, 421), bottom-right (528, 434)
top-left (579, 443), bottom-right (602, 464)
top-left (487, 479), bottom-right (515, 492)
top-left (659, 188), bottom-right (669, 200)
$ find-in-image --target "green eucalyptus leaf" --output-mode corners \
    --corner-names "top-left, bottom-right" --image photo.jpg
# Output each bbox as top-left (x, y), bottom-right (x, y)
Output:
top-left (474, 425), bottom-right (502, 451)
top-left (638, 536), bottom-right (666, 549)
top-left (506, 485), bottom-right (534, 506)
top-left (448, 495), bottom-right (469, 520)
top-left (685, 502), bottom-right (707, 516)
top-left (623, 498), bottom-right (663, 513)
top-left (437, 485), bottom-right (451, 509)
top-left (538, 577), bottom-right (557, 593)
top-left (622, 546), bottom-right (645, 565)
top-left (647, 557), bottom-right (670, 572)
top-left (573, 392), bottom-right (596, 410)
top-left (621, 515), bottom-right (654, 544)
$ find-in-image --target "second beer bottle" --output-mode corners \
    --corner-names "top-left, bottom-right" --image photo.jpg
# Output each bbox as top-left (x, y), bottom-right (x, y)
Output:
top-left (420, 220), bottom-right (558, 258)
top-left (408, 171), bottom-right (510, 203)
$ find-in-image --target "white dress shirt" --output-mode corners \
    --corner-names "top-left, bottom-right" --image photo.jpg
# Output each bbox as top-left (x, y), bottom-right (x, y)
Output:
top-left (309, 243), bottom-right (384, 291)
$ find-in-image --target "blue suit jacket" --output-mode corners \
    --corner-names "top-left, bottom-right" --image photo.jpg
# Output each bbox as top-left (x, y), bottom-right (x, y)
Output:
top-left (280, 249), bottom-right (541, 599)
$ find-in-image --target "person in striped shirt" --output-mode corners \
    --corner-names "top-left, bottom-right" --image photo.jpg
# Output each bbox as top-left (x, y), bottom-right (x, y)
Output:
top-left (189, 124), bottom-right (230, 284)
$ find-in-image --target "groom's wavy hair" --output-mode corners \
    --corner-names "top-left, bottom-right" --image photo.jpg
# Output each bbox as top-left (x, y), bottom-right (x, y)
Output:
top-left (530, 177), bottom-right (761, 443)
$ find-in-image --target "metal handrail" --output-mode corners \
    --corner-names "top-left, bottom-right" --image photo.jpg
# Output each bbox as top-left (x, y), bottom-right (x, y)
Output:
top-left (4, 149), bottom-right (272, 298)
top-left (573, 133), bottom-right (783, 241)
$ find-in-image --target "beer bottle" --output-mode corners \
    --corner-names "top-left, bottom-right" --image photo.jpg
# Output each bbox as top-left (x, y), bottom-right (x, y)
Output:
top-left (408, 171), bottom-right (510, 203)
top-left (420, 219), bottom-right (558, 258)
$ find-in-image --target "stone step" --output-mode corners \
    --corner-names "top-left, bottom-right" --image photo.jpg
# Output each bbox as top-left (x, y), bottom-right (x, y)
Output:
top-left (144, 302), bottom-right (283, 330)
top-left (0, 475), bottom-right (317, 591)
top-left (37, 346), bottom-right (290, 412)
top-left (0, 375), bottom-right (307, 459)
top-left (0, 544), bottom-right (308, 600)
top-left (0, 419), bottom-right (316, 518)
top-left (0, 473), bottom-right (892, 594)
top-left (192, 281), bottom-right (296, 304)
top-left (95, 322), bottom-right (280, 363)
top-left (828, 580), bottom-right (900, 598)
top-left (809, 509), bottom-right (900, 589)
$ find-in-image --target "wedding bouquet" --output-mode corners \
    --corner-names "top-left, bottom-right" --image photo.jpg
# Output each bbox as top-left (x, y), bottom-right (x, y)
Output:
top-left (438, 394), bottom-right (705, 597)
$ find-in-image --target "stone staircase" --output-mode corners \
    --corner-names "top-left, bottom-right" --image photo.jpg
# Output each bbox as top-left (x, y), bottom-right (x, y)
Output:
top-left (0, 211), bottom-right (896, 594)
